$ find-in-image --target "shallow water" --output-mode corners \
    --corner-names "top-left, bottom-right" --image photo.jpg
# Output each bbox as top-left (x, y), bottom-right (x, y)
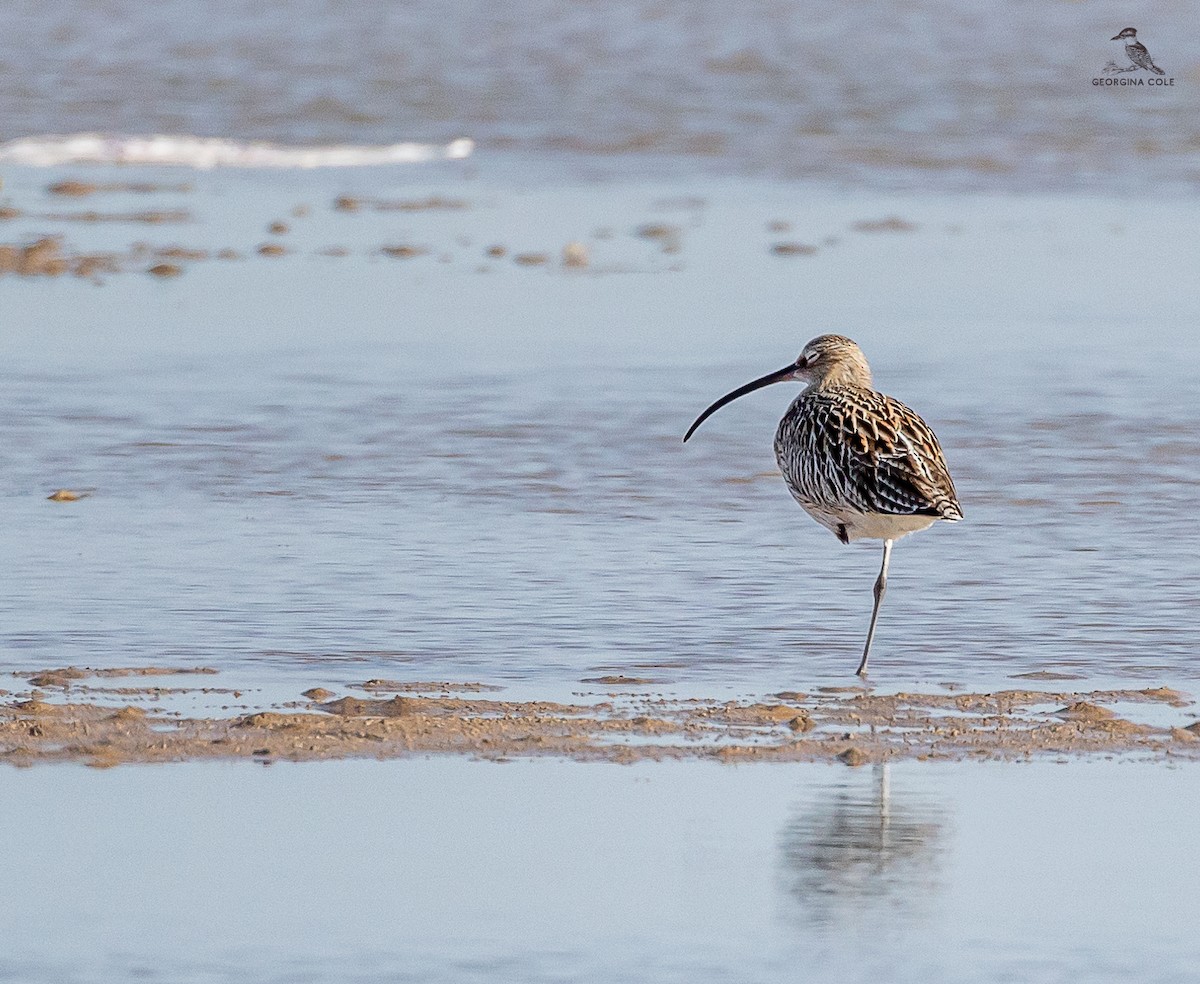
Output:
top-left (3, 11), bottom-right (1196, 984)
top-left (1, 0), bottom-right (1198, 191)
top-left (2, 758), bottom-right (1198, 983)
top-left (1, 167), bottom-right (1199, 701)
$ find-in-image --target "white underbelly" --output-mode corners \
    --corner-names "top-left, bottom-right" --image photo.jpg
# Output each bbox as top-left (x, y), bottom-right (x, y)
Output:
top-left (802, 505), bottom-right (939, 542)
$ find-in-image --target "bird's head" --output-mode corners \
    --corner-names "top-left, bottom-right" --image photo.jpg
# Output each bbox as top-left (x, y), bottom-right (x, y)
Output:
top-left (683, 334), bottom-right (874, 442)
top-left (793, 334), bottom-right (873, 389)
top-left (1112, 27), bottom-right (1138, 40)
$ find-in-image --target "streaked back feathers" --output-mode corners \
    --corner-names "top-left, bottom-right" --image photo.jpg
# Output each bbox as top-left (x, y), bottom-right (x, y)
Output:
top-left (776, 361), bottom-right (962, 526)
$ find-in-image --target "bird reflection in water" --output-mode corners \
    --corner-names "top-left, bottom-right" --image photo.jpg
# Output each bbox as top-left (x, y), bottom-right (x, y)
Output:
top-left (777, 765), bottom-right (944, 927)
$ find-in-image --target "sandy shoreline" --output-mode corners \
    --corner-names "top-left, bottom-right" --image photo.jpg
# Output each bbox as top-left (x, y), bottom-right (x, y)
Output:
top-left (3, 666), bottom-right (1196, 767)
top-left (6, 166), bottom-right (1200, 752)
top-left (3, 168), bottom-right (1200, 984)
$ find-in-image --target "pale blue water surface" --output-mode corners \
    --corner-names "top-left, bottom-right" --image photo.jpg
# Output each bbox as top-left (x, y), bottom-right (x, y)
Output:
top-left (2, 759), bottom-right (1198, 984)
top-left (1, 4), bottom-right (1198, 983)
top-left (1, 0), bottom-right (1199, 192)
top-left (2, 166), bottom-right (1199, 700)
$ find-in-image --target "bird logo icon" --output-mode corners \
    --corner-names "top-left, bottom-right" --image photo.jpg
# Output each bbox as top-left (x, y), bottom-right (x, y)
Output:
top-left (1108, 27), bottom-right (1165, 75)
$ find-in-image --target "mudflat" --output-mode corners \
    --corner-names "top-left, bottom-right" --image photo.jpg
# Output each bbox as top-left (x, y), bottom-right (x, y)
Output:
top-left (3, 666), bottom-right (1195, 766)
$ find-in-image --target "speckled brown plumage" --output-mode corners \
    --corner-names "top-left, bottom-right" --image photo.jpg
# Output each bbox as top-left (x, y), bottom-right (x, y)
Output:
top-left (683, 333), bottom-right (963, 676)
top-left (775, 382), bottom-right (962, 542)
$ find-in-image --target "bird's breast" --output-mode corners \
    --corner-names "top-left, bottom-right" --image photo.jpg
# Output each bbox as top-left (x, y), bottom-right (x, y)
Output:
top-left (772, 394), bottom-right (856, 508)
top-left (772, 387), bottom-right (962, 529)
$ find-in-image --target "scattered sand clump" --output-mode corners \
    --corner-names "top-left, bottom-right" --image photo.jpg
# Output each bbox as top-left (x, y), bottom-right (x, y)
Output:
top-left (0, 671), bottom-right (1195, 768)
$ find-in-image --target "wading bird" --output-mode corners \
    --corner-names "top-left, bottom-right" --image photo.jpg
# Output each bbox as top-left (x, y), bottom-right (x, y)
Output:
top-left (683, 335), bottom-right (962, 676)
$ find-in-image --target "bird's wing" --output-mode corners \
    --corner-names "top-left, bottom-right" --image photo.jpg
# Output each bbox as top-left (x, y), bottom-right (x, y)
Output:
top-left (1128, 42), bottom-right (1153, 68)
top-left (802, 391), bottom-right (963, 519)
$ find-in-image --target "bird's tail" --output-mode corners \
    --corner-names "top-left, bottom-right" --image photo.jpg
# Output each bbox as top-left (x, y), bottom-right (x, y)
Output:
top-left (937, 498), bottom-right (964, 522)
top-left (1150, 62), bottom-right (1165, 75)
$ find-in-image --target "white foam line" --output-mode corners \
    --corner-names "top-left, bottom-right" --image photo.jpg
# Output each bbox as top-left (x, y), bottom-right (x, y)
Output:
top-left (0, 133), bottom-right (475, 169)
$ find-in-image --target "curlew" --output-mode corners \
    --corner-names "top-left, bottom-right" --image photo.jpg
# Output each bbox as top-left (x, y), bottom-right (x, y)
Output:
top-left (684, 335), bottom-right (962, 676)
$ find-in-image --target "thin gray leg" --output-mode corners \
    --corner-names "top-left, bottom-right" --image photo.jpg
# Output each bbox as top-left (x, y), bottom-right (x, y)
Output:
top-left (856, 539), bottom-right (893, 677)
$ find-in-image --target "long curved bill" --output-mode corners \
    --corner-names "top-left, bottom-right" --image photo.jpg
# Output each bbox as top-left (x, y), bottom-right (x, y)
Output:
top-left (683, 363), bottom-right (799, 442)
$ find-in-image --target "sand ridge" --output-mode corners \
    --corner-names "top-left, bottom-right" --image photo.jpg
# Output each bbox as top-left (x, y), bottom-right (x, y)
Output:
top-left (2, 667), bottom-right (1196, 767)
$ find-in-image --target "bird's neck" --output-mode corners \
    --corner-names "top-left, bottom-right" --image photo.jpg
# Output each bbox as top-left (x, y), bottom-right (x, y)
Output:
top-left (805, 365), bottom-right (874, 393)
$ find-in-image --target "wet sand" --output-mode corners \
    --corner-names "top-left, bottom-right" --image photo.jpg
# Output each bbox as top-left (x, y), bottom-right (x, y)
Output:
top-left (4, 164), bottom-right (1200, 737)
top-left (1, 171), bottom-right (845, 279)
top-left (0, 165), bottom-right (1198, 984)
top-left (4, 667), bottom-right (1196, 767)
